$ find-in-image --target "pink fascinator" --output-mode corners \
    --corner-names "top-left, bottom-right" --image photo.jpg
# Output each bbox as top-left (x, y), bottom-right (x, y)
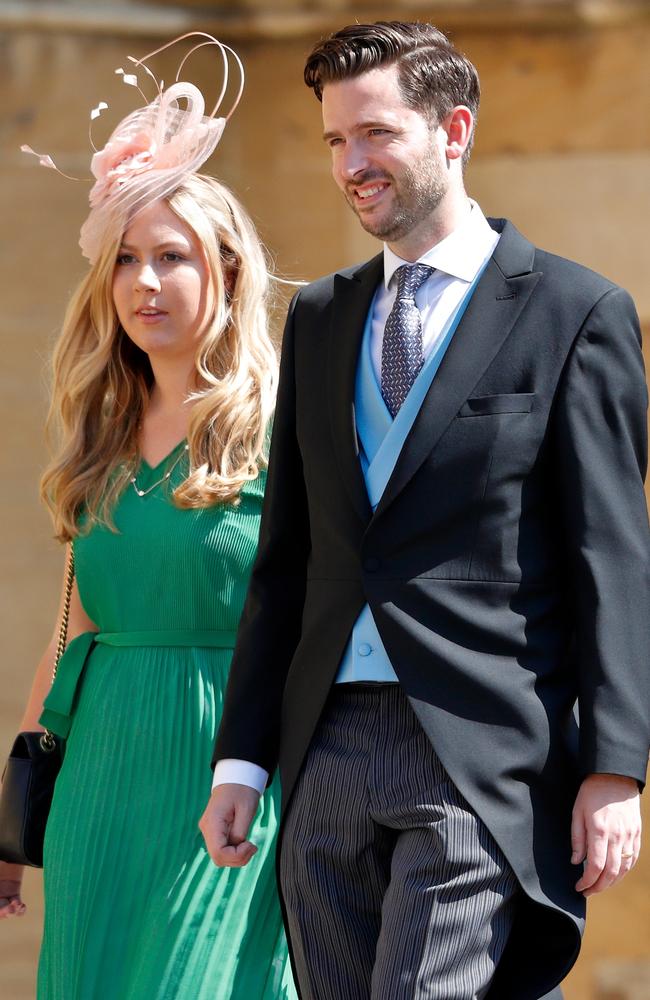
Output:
top-left (22, 33), bottom-right (244, 264)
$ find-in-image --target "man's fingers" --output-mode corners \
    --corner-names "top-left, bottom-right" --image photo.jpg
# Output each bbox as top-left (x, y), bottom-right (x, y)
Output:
top-left (575, 829), bottom-right (608, 892)
top-left (202, 812), bottom-right (232, 853)
top-left (215, 841), bottom-right (258, 867)
top-left (199, 784), bottom-right (260, 868)
top-left (230, 808), bottom-right (255, 846)
top-left (617, 845), bottom-right (636, 878)
top-left (198, 799), bottom-right (236, 863)
top-left (570, 809), bottom-right (586, 864)
top-left (572, 775), bottom-right (642, 897)
top-left (613, 834), bottom-right (639, 882)
top-left (582, 837), bottom-right (623, 896)
top-left (198, 806), bottom-right (257, 866)
top-left (207, 838), bottom-right (258, 868)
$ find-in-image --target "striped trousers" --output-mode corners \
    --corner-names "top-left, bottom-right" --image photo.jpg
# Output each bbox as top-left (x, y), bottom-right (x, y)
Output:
top-left (279, 684), bottom-right (519, 1000)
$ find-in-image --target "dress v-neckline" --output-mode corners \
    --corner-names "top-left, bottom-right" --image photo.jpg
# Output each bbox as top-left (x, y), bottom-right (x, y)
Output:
top-left (139, 438), bottom-right (187, 473)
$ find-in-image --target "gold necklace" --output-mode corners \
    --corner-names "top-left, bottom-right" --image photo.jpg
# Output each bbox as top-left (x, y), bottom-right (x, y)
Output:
top-left (130, 444), bottom-right (189, 497)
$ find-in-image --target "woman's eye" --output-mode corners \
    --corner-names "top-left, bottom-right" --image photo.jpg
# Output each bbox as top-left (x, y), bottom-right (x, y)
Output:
top-left (163, 251), bottom-right (185, 262)
top-left (116, 253), bottom-right (136, 265)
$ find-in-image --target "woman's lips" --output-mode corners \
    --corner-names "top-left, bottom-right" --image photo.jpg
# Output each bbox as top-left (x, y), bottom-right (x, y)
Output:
top-left (135, 308), bottom-right (168, 323)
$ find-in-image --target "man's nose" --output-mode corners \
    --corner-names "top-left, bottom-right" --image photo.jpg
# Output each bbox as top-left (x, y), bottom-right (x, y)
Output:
top-left (337, 142), bottom-right (369, 182)
top-left (135, 263), bottom-right (161, 292)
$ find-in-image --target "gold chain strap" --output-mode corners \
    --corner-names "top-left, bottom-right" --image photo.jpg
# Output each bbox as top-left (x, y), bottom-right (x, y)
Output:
top-left (40, 546), bottom-right (75, 752)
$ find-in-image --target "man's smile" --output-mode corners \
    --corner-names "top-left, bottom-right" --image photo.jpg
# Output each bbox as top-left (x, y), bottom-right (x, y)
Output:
top-left (350, 180), bottom-right (390, 207)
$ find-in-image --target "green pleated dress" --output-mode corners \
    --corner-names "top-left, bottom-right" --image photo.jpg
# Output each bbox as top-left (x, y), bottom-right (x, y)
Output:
top-left (37, 443), bottom-right (297, 1000)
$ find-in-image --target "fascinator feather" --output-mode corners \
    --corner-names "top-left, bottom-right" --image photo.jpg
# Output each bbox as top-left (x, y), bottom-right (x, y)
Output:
top-left (22, 33), bottom-right (244, 264)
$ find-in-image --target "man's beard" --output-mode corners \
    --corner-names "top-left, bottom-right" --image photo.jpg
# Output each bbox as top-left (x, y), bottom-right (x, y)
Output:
top-left (347, 157), bottom-right (448, 242)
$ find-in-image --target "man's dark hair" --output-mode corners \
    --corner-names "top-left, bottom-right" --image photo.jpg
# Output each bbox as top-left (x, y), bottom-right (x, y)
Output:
top-left (304, 21), bottom-right (480, 162)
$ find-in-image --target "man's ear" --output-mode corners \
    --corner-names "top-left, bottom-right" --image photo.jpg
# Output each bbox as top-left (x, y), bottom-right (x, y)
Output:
top-left (441, 106), bottom-right (474, 162)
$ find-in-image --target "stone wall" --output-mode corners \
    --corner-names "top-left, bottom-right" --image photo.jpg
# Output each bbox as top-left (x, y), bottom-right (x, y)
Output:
top-left (0, 4), bottom-right (648, 997)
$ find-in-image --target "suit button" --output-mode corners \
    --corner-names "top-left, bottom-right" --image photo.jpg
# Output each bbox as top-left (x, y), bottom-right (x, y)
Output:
top-left (358, 643), bottom-right (372, 657)
top-left (364, 557), bottom-right (381, 572)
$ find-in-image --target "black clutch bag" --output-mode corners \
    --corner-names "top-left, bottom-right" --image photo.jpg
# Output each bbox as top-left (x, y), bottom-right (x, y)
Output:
top-left (0, 548), bottom-right (74, 868)
top-left (0, 732), bottom-right (64, 866)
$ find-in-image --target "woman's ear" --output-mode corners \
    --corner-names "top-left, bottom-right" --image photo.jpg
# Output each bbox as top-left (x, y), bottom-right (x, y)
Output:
top-left (224, 268), bottom-right (237, 302)
top-left (221, 250), bottom-right (239, 303)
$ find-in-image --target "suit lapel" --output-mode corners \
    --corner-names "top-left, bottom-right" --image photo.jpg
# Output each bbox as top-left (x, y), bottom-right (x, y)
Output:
top-left (375, 220), bottom-right (541, 518)
top-left (327, 254), bottom-right (383, 524)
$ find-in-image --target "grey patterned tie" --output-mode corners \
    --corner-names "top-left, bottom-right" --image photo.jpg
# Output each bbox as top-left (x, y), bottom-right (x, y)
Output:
top-left (381, 263), bottom-right (434, 417)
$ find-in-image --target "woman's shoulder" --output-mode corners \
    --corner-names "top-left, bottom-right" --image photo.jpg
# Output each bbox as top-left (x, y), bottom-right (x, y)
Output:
top-left (239, 464), bottom-right (267, 500)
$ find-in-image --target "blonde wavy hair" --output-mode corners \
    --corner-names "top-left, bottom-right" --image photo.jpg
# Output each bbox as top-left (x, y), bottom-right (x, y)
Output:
top-left (41, 173), bottom-right (277, 541)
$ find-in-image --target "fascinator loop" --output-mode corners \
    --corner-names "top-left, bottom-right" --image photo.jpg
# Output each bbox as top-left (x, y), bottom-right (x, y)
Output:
top-left (22, 33), bottom-right (244, 265)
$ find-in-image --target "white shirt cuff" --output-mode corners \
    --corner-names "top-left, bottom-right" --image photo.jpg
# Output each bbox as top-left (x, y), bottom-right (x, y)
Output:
top-left (212, 759), bottom-right (268, 795)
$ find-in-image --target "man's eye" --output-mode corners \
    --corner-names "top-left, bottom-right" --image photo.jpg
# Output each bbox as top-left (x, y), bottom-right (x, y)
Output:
top-left (328, 137), bottom-right (344, 148)
top-left (369, 129), bottom-right (389, 137)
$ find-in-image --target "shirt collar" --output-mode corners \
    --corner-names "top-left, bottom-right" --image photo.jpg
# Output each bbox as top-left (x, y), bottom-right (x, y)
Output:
top-left (383, 200), bottom-right (498, 289)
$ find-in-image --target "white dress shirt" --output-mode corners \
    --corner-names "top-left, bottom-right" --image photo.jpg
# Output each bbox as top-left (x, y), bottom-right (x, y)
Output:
top-left (371, 200), bottom-right (499, 380)
top-left (213, 201), bottom-right (500, 795)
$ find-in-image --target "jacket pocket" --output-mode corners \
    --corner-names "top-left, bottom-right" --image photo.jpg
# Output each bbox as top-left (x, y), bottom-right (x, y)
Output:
top-left (458, 392), bottom-right (535, 416)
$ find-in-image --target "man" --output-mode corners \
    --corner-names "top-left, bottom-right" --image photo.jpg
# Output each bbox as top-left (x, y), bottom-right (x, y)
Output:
top-left (200, 22), bottom-right (649, 1000)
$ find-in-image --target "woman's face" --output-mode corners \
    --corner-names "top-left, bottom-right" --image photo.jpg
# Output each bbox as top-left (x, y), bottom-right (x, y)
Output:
top-left (112, 199), bottom-right (214, 368)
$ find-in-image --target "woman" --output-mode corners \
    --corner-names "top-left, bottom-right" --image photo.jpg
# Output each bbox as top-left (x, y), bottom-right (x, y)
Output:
top-left (0, 35), bottom-right (296, 1000)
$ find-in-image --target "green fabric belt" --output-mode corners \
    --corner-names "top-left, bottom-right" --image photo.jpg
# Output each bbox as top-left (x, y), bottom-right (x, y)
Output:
top-left (96, 629), bottom-right (238, 648)
top-left (39, 628), bottom-right (237, 739)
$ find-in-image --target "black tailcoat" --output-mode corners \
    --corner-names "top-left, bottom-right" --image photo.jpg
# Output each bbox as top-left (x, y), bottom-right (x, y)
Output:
top-left (214, 220), bottom-right (650, 998)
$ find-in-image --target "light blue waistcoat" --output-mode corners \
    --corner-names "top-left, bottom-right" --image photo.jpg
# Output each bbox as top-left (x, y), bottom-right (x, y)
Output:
top-left (336, 267), bottom-right (487, 683)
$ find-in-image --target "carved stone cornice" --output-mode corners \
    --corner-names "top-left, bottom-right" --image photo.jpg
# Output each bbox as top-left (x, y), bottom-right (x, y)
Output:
top-left (1, 1), bottom-right (649, 39)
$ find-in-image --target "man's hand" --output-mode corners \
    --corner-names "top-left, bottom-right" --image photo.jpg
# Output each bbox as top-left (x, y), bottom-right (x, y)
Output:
top-left (199, 783), bottom-right (260, 868)
top-left (571, 773), bottom-right (642, 896)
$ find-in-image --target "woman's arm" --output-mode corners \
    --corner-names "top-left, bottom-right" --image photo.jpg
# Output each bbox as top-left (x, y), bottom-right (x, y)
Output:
top-left (0, 546), bottom-right (97, 918)
top-left (18, 548), bottom-right (97, 731)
